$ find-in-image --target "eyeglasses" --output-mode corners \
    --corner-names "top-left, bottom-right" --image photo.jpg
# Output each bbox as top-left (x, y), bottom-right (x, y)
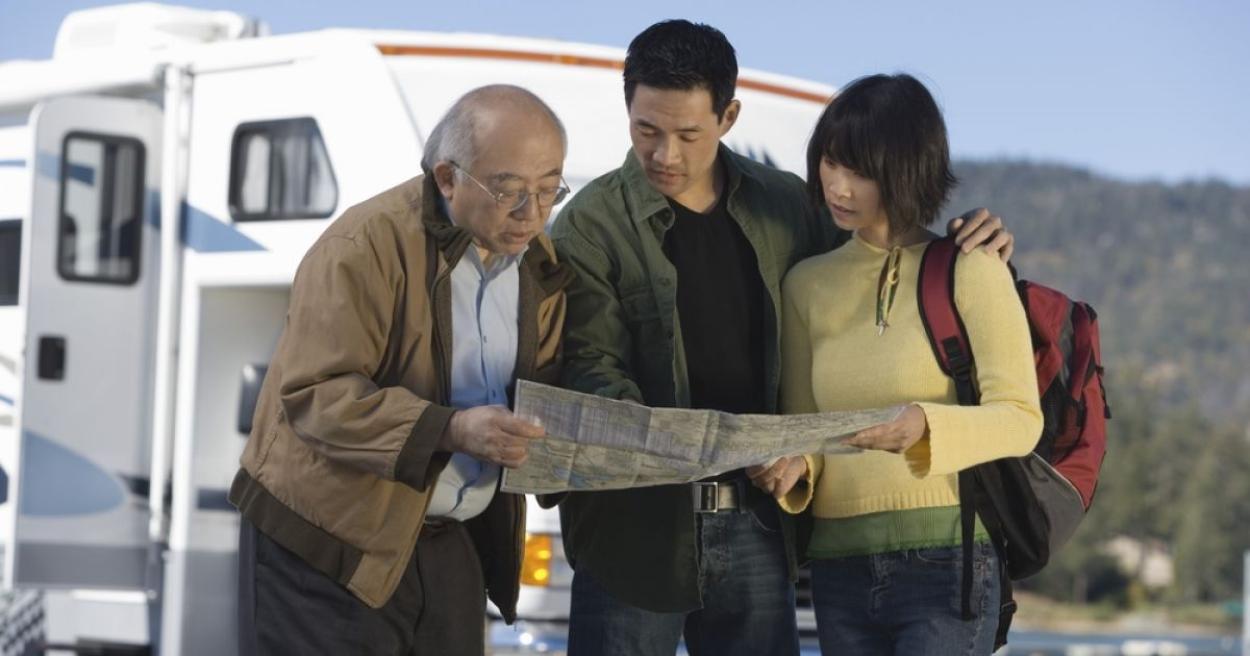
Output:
top-left (450, 162), bottom-right (570, 213)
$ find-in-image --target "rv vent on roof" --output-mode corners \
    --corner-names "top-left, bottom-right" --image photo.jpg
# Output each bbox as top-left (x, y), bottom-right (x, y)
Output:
top-left (53, 2), bottom-right (268, 58)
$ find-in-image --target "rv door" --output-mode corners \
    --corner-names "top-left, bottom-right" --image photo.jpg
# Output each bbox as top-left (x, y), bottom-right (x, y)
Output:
top-left (10, 96), bottom-right (162, 591)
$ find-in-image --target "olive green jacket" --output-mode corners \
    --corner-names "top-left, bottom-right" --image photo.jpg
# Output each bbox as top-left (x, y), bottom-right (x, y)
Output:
top-left (547, 146), bottom-right (846, 611)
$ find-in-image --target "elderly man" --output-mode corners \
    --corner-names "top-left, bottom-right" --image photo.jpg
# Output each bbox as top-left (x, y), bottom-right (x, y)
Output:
top-left (549, 20), bottom-right (1014, 656)
top-left (229, 85), bottom-right (572, 656)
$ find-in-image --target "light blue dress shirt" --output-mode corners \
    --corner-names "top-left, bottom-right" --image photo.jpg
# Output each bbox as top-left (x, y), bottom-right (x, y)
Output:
top-left (425, 241), bottom-right (523, 521)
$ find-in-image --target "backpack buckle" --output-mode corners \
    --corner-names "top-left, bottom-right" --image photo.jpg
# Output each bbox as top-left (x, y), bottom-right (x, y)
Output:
top-left (942, 337), bottom-right (972, 375)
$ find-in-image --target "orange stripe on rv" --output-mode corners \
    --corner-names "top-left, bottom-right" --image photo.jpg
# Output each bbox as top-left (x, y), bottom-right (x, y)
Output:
top-left (375, 44), bottom-right (830, 104)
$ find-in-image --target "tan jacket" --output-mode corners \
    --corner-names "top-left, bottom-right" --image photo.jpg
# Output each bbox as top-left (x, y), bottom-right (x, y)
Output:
top-left (229, 174), bottom-right (570, 616)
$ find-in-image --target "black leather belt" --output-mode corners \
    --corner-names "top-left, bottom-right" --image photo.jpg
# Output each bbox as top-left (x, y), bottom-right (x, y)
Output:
top-left (692, 479), bottom-right (745, 513)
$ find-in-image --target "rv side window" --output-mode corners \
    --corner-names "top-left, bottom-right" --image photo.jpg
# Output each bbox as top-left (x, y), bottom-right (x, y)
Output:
top-left (229, 118), bottom-right (338, 221)
top-left (0, 220), bottom-right (20, 305)
top-left (57, 134), bottom-right (145, 285)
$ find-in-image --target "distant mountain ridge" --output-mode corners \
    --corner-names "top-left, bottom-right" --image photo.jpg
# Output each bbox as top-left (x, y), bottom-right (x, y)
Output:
top-left (948, 160), bottom-right (1250, 425)
top-left (944, 160), bottom-right (1250, 606)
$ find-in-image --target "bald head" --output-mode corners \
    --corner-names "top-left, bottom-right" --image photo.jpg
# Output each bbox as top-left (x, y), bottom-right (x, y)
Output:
top-left (427, 85), bottom-right (568, 258)
top-left (421, 84), bottom-right (567, 173)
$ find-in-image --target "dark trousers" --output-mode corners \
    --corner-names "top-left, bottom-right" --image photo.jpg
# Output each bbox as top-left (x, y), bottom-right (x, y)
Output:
top-left (238, 517), bottom-right (486, 656)
top-left (811, 542), bottom-right (1001, 656)
top-left (566, 501), bottom-right (800, 656)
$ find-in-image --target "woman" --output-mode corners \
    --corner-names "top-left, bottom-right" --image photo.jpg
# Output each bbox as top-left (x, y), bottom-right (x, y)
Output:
top-left (777, 74), bottom-right (1043, 655)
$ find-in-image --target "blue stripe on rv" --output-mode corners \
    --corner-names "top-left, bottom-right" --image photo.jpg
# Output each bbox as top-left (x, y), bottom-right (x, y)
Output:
top-left (19, 430), bottom-right (126, 516)
top-left (29, 149), bottom-right (267, 253)
top-left (34, 151), bottom-right (93, 184)
top-left (36, 151), bottom-right (59, 179)
top-left (182, 202), bottom-right (267, 253)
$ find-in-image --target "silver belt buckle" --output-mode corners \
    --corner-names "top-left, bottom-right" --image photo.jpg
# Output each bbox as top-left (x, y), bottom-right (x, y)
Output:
top-left (693, 482), bottom-right (719, 513)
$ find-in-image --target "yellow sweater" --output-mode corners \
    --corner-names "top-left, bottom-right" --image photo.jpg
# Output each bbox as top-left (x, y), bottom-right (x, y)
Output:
top-left (779, 233), bottom-right (1042, 556)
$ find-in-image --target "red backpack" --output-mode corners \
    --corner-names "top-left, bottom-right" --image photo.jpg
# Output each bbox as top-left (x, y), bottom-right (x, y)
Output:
top-left (918, 237), bottom-right (1110, 648)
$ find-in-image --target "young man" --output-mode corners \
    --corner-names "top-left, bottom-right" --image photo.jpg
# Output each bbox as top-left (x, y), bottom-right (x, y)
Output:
top-left (549, 20), bottom-right (1013, 656)
top-left (231, 86), bottom-right (573, 656)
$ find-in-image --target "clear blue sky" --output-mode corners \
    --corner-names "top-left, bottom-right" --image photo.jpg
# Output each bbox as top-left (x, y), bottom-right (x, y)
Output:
top-left (3, 0), bottom-right (1248, 184)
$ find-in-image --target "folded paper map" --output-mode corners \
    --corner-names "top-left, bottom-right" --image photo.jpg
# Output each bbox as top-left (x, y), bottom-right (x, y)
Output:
top-left (501, 380), bottom-right (903, 494)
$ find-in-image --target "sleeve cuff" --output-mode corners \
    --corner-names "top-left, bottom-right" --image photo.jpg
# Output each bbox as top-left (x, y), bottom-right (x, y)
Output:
top-left (904, 435), bottom-right (933, 479)
top-left (598, 379), bottom-right (645, 405)
top-left (910, 399), bottom-right (955, 474)
top-left (908, 402), bottom-right (948, 478)
top-left (394, 402), bottom-right (456, 491)
top-left (778, 455), bottom-right (818, 514)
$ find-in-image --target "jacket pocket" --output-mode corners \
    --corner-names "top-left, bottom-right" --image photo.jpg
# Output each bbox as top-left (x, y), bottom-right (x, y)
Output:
top-left (618, 285), bottom-right (668, 365)
top-left (619, 285), bottom-right (661, 322)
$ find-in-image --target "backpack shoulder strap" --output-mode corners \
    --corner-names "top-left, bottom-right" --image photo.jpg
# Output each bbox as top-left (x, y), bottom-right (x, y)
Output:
top-left (918, 237), bottom-right (983, 621)
top-left (917, 238), bottom-right (978, 405)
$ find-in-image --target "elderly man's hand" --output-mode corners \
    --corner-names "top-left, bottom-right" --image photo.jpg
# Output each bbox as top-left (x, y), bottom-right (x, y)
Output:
top-left (746, 456), bottom-right (809, 499)
top-left (948, 208), bottom-right (1014, 262)
top-left (439, 406), bottom-right (545, 468)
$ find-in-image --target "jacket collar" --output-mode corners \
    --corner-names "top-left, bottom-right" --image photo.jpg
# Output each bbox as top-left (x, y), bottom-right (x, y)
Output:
top-left (621, 143), bottom-right (762, 226)
top-left (521, 240), bottom-right (575, 299)
top-left (419, 173), bottom-right (474, 267)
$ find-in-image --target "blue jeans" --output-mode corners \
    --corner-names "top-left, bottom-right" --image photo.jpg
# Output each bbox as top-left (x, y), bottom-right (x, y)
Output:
top-left (566, 505), bottom-right (799, 656)
top-left (810, 542), bottom-right (1001, 656)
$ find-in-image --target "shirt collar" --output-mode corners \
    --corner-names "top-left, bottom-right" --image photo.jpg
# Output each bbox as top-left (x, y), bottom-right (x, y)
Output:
top-left (621, 143), bottom-right (761, 226)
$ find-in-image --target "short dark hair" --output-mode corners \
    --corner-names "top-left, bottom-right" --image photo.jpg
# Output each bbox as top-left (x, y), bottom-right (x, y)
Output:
top-left (805, 74), bottom-right (957, 235)
top-left (623, 20), bottom-right (738, 119)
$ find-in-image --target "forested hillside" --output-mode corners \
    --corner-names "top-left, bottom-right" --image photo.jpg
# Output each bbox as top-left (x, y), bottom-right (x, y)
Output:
top-left (948, 161), bottom-right (1250, 606)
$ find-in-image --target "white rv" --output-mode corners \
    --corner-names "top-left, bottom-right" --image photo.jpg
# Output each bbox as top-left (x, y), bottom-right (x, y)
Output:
top-left (0, 4), bottom-right (832, 654)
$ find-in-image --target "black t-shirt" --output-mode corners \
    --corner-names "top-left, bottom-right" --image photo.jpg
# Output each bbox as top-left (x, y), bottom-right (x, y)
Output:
top-left (663, 191), bottom-right (768, 418)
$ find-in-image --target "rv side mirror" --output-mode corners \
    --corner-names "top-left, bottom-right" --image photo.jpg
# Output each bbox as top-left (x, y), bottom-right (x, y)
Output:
top-left (238, 364), bottom-right (268, 435)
